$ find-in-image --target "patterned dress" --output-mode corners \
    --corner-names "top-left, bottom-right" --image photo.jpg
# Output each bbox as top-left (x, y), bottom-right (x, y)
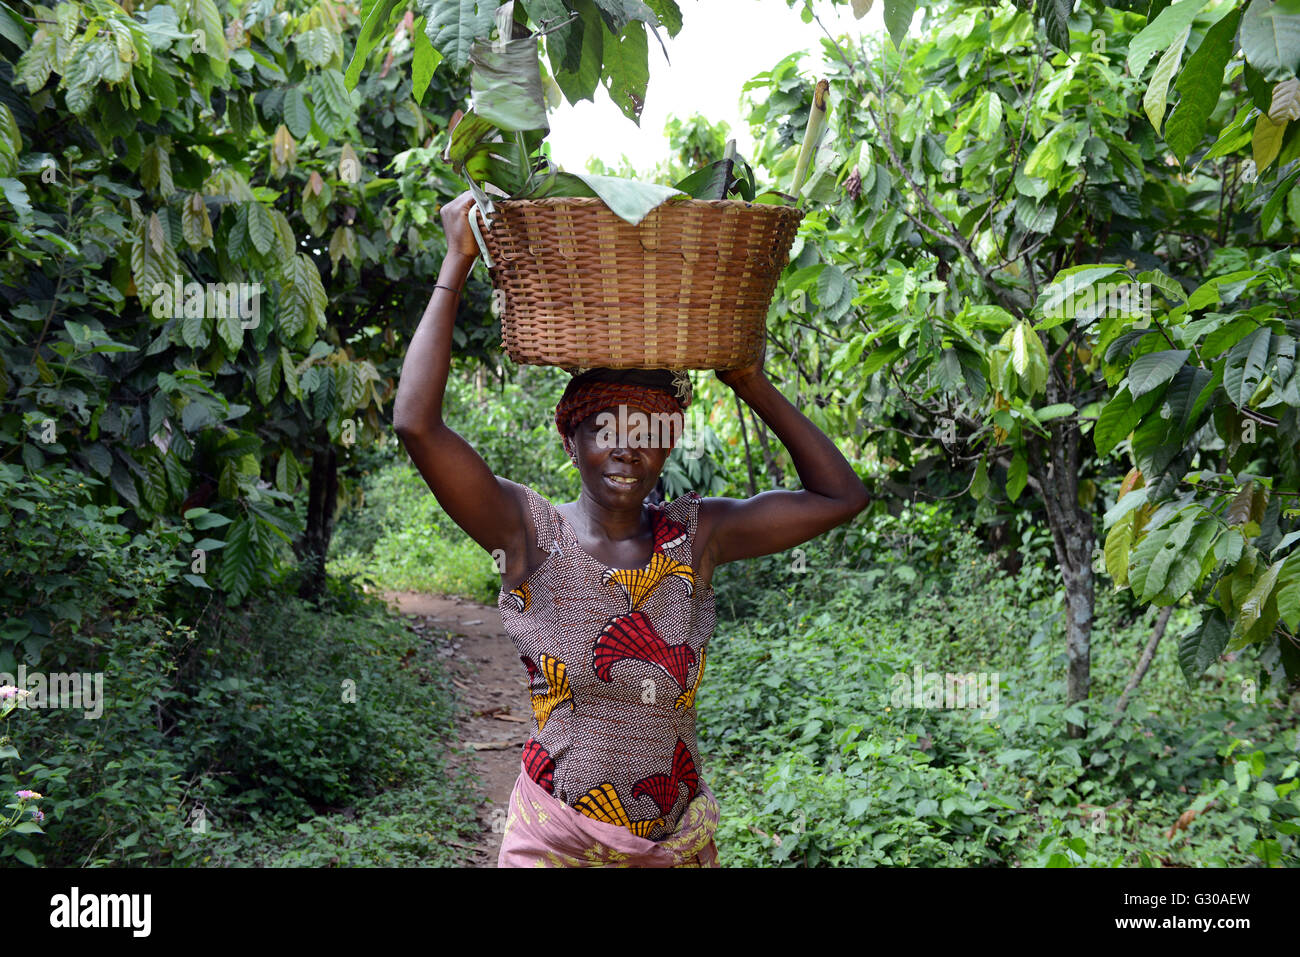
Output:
top-left (498, 483), bottom-right (717, 843)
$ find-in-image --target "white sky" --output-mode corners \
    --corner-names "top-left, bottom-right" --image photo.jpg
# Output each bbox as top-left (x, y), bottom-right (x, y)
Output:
top-left (544, 0), bottom-right (885, 174)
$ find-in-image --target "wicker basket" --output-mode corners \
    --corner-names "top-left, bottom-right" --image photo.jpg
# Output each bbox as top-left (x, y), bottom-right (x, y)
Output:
top-left (474, 196), bottom-right (804, 370)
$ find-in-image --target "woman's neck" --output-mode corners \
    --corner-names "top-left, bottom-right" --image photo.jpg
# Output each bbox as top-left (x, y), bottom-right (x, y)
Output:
top-left (569, 491), bottom-right (647, 543)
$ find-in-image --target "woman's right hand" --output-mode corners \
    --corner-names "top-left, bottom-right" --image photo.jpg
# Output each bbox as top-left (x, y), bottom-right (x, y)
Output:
top-left (440, 191), bottom-right (483, 261)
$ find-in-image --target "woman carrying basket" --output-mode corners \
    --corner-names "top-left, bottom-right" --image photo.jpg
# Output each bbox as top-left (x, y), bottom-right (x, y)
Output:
top-left (394, 192), bottom-right (870, 867)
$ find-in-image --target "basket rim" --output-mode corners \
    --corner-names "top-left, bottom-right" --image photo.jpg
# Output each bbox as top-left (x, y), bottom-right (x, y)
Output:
top-left (487, 195), bottom-right (805, 215)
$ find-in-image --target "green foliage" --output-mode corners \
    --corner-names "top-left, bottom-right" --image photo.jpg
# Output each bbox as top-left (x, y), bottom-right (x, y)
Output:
top-left (1, 0), bottom-right (488, 607)
top-left (698, 507), bottom-right (1298, 866)
top-left (0, 461), bottom-right (209, 866)
top-left (0, 460), bottom-right (478, 866)
top-left (1091, 250), bottom-right (1300, 682)
top-left (749, 0), bottom-right (1300, 706)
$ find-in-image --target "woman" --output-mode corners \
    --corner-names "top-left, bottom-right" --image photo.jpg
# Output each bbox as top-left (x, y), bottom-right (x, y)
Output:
top-left (393, 192), bottom-right (870, 867)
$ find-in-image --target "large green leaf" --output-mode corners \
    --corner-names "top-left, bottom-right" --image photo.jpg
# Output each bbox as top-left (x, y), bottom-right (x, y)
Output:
top-left (131, 214), bottom-right (180, 310)
top-left (1240, 0), bottom-right (1300, 81)
top-left (1238, 557), bottom-right (1285, 635)
top-left (1131, 511), bottom-right (1190, 599)
top-left (279, 253), bottom-right (328, 338)
top-left (1132, 408), bottom-right (1184, 479)
top-left (884, 0), bottom-right (916, 49)
top-left (1094, 382), bottom-right (1162, 455)
top-left (1128, 349), bottom-right (1190, 397)
top-left (1023, 123), bottom-right (1072, 179)
top-left (218, 514), bottom-right (258, 600)
top-left (283, 86), bottom-right (312, 139)
top-left (312, 68), bottom-right (356, 135)
top-left (247, 201), bottom-right (276, 255)
top-left (191, 0), bottom-right (230, 73)
top-left (1252, 111), bottom-right (1289, 168)
top-left (555, 170), bottom-right (683, 224)
top-left (601, 18), bottom-right (649, 123)
top-left (541, 0), bottom-right (585, 73)
top-left (1153, 516), bottom-right (1218, 603)
top-left (1037, 0), bottom-right (1074, 51)
top-left (1165, 7), bottom-right (1242, 162)
top-left (1161, 364), bottom-right (1215, 436)
top-left (1178, 610), bottom-right (1229, 682)
top-left (1127, 0), bottom-right (1210, 79)
top-left (1105, 512), bottom-right (1135, 585)
top-left (645, 0), bottom-right (682, 36)
top-left (673, 159), bottom-right (731, 199)
top-left (1006, 449), bottom-right (1029, 502)
top-left (1141, 510), bottom-right (1195, 599)
top-left (1261, 164), bottom-right (1300, 233)
top-left (419, 0), bottom-right (500, 72)
top-left (553, 0), bottom-right (603, 103)
top-left (470, 37), bottom-right (549, 131)
top-left (1034, 264), bottom-right (1124, 329)
top-left (412, 16), bottom-right (444, 101)
top-left (1223, 326), bottom-right (1272, 406)
top-left (1014, 194), bottom-right (1057, 233)
top-left (445, 108), bottom-right (500, 165)
top-left (522, 0), bottom-right (571, 26)
top-left (217, 309), bottom-right (243, 353)
top-left (1278, 556), bottom-right (1300, 629)
top-left (345, 0), bottom-right (404, 90)
top-left (255, 352), bottom-right (281, 405)
top-left (1143, 25), bottom-right (1190, 134)
top-left (296, 26), bottom-right (338, 67)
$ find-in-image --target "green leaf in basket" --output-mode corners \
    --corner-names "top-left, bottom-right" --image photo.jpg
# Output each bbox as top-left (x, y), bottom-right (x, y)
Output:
top-left (447, 111), bottom-right (544, 196)
top-left (673, 160), bottom-right (731, 199)
top-left (552, 171), bottom-right (685, 225)
top-left (469, 38), bottom-right (550, 133)
top-left (444, 109), bottom-right (499, 166)
top-left (751, 189), bottom-right (798, 205)
top-left (518, 169), bottom-right (600, 199)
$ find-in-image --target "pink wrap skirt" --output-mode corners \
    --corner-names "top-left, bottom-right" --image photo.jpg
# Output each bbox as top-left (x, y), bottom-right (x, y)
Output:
top-left (497, 765), bottom-right (721, 868)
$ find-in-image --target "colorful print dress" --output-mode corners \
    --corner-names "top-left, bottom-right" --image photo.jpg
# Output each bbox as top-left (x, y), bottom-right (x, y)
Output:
top-left (498, 484), bottom-right (717, 844)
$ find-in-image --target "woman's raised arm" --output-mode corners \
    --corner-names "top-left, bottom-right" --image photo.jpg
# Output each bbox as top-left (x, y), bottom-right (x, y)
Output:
top-left (696, 352), bottom-right (870, 570)
top-left (392, 192), bottom-right (528, 562)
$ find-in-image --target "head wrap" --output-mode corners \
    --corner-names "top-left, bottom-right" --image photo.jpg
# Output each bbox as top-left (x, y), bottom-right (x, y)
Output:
top-left (555, 367), bottom-right (693, 463)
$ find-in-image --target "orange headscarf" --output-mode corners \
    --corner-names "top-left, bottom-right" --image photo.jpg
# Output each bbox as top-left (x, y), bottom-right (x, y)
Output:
top-left (555, 368), bottom-right (692, 461)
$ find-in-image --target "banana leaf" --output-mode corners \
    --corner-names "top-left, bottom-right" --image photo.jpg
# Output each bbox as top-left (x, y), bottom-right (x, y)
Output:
top-left (469, 37), bottom-right (549, 133)
top-left (522, 168), bottom-right (684, 225)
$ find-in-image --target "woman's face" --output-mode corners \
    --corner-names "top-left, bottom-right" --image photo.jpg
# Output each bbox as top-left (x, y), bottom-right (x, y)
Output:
top-left (567, 403), bottom-right (672, 506)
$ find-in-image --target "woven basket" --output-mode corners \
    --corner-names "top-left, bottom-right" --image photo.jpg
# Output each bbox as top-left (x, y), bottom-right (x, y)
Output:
top-left (474, 197), bottom-right (804, 371)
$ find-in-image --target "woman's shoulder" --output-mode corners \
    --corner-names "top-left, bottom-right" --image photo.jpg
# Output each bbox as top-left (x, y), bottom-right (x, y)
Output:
top-left (496, 477), bottom-right (557, 510)
top-left (658, 489), bottom-right (704, 532)
top-left (493, 479), bottom-right (564, 552)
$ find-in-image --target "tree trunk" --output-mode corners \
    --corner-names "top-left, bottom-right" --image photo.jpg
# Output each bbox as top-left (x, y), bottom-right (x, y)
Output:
top-left (294, 442), bottom-right (339, 602)
top-left (1027, 387), bottom-right (1096, 739)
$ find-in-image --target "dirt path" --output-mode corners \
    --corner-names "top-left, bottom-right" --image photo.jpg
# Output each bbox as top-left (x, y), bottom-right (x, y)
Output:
top-left (379, 590), bottom-right (525, 868)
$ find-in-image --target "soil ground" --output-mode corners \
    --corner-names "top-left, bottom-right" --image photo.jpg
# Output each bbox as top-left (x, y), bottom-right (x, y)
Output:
top-left (379, 590), bottom-right (525, 868)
